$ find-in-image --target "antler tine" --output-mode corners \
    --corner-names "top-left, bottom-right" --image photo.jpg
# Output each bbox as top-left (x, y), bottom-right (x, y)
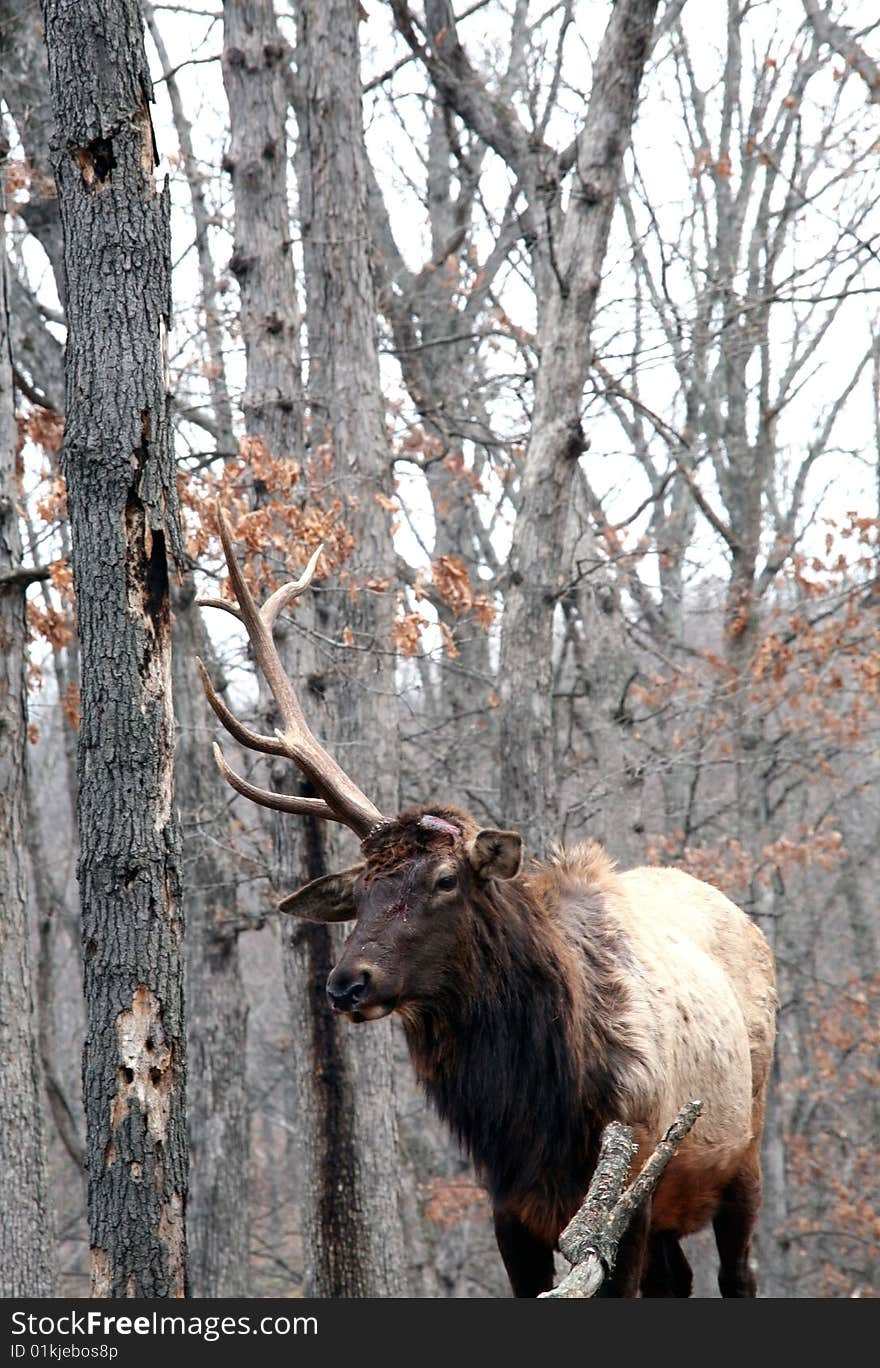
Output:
top-left (199, 503), bottom-right (387, 840)
top-left (195, 596), bottom-right (243, 623)
top-left (261, 544), bottom-right (322, 631)
top-left (216, 501), bottom-right (261, 623)
top-left (196, 657), bottom-right (287, 757)
top-left (210, 503), bottom-right (320, 760)
top-left (211, 744), bottom-right (342, 822)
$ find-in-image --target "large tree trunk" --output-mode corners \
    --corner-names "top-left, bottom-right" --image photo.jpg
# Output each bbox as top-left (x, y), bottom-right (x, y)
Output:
top-left (0, 134), bottom-right (57, 1301)
top-left (42, 0), bottom-right (187, 1297)
top-left (497, 0), bottom-right (659, 857)
top-left (288, 0), bottom-right (406, 1297)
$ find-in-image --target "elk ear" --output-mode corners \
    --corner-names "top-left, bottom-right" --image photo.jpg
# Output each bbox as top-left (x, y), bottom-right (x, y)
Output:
top-left (278, 864), bottom-right (363, 921)
top-left (467, 829), bottom-right (522, 881)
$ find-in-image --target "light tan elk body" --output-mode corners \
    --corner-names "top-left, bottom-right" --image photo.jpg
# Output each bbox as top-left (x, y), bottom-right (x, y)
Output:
top-left (198, 511), bottom-right (777, 1297)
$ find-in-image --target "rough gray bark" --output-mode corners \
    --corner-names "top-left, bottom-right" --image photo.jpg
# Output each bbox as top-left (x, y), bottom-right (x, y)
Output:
top-left (497, 0), bottom-right (659, 857)
top-left (222, 0), bottom-right (304, 464)
top-left (288, 0), bottom-right (406, 1297)
top-left (172, 583), bottom-right (251, 1297)
top-left (42, 0), bottom-right (187, 1297)
top-left (0, 133), bottom-right (57, 1301)
top-left (141, 3), bottom-right (251, 1298)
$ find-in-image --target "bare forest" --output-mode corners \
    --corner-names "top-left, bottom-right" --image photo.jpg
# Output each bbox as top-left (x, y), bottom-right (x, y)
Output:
top-left (1, 0), bottom-right (878, 1299)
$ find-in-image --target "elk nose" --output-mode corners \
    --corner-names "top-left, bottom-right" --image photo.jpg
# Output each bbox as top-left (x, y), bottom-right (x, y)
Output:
top-left (327, 968), bottom-right (371, 1013)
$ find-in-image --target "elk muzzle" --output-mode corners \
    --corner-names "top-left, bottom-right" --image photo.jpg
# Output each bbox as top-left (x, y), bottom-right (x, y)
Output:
top-left (326, 962), bottom-right (396, 1022)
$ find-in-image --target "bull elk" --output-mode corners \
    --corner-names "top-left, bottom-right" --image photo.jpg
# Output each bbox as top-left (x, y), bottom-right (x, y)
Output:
top-left (197, 510), bottom-right (777, 1298)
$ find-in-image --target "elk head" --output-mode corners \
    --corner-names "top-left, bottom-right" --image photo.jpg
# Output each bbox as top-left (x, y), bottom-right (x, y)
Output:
top-left (280, 814), bottom-right (522, 1021)
top-left (198, 509), bottom-right (522, 1021)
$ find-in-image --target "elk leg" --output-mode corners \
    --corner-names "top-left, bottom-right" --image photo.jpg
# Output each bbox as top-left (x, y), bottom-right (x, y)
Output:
top-left (713, 1166), bottom-right (761, 1297)
top-left (596, 1200), bottom-right (650, 1297)
top-left (640, 1231), bottom-right (693, 1297)
top-left (493, 1209), bottom-right (555, 1298)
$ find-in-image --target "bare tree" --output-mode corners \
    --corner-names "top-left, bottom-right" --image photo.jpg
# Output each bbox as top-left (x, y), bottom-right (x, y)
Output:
top-left (388, 0), bottom-right (661, 854)
top-left (42, 0), bottom-right (187, 1296)
top-left (0, 130), bottom-right (56, 1302)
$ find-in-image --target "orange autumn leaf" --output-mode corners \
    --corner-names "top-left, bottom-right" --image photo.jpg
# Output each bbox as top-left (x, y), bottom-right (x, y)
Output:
top-left (472, 593), bottom-right (495, 630)
top-left (394, 611), bottom-right (428, 658)
top-left (432, 555), bottom-right (472, 617)
top-left (439, 621), bottom-right (460, 659)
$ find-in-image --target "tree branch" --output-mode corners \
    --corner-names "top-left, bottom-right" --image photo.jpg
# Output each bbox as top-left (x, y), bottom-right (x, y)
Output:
top-left (540, 1101), bottom-right (703, 1298)
top-left (388, 0), bottom-right (536, 179)
top-left (0, 565), bottom-right (52, 589)
top-left (801, 0), bottom-right (880, 102)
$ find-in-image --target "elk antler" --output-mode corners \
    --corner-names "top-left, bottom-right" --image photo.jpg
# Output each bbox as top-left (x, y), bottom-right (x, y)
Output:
top-left (196, 504), bottom-right (386, 839)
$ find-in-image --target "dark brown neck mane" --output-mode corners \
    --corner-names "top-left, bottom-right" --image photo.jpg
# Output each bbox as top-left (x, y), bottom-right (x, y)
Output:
top-left (399, 871), bottom-right (634, 1229)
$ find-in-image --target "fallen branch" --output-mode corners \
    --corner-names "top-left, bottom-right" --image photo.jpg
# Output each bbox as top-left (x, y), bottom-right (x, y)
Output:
top-left (539, 1100), bottom-right (703, 1298)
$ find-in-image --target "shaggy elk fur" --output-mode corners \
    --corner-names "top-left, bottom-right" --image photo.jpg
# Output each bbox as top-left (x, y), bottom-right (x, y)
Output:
top-left (281, 804), bottom-right (778, 1299)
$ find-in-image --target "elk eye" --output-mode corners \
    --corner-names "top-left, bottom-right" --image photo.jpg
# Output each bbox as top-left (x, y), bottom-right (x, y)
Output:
top-left (433, 874), bottom-right (457, 893)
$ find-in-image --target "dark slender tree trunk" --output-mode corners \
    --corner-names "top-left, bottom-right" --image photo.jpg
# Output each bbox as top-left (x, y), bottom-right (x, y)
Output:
top-left (0, 133), bottom-right (56, 1300)
top-left (172, 583), bottom-right (251, 1297)
top-left (289, 0), bottom-right (406, 1297)
top-left (42, 0), bottom-right (187, 1297)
